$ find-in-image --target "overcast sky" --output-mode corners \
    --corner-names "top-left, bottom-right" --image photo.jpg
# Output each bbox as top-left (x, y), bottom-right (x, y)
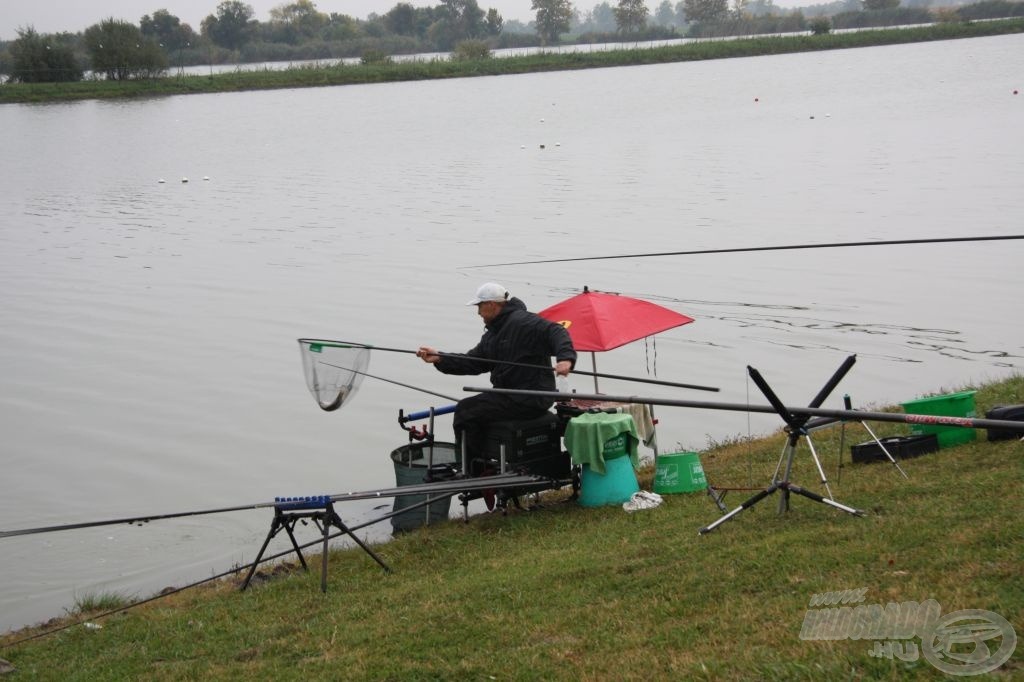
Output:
top-left (2, 0), bottom-right (808, 40)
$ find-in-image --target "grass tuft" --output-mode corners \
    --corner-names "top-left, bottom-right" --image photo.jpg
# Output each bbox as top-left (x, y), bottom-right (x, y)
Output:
top-left (72, 591), bottom-right (134, 614)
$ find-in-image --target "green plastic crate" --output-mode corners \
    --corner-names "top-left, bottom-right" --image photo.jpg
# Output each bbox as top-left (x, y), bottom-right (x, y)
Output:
top-left (901, 391), bottom-right (977, 448)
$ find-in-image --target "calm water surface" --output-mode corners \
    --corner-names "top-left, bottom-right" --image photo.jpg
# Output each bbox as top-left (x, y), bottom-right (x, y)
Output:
top-left (1, 34), bottom-right (1022, 632)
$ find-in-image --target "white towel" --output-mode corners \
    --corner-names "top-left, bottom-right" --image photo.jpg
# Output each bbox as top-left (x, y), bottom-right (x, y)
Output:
top-left (621, 404), bottom-right (657, 448)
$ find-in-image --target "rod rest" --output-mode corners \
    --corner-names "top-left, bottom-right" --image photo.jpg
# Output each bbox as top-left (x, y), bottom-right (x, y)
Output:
top-left (244, 496), bottom-right (391, 592)
top-left (274, 495), bottom-right (332, 510)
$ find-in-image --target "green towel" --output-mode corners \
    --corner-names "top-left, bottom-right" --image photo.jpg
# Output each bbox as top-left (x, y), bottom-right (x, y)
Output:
top-left (564, 412), bottom-right (640, 475)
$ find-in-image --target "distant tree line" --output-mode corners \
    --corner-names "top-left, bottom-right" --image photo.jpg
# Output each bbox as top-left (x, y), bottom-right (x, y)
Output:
top-left (2, 0), bottom-right (1023, 83)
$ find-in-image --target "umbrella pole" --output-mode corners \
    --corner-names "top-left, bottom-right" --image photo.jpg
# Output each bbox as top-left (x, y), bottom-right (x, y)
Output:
top-left (649, 405), bottom-right (659, 458)
top-left (591, 351), bottom-right (599, 393)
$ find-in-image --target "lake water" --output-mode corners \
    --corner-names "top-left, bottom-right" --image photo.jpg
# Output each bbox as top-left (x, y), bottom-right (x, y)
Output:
top-left (1, 34), bottom-right (1022, 633)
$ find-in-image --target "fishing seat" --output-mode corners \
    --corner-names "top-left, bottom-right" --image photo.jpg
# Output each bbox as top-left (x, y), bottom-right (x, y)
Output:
top-left (459, 411), bottom-right (576, 515)
top-left (480, 411), bottom-right (569, 478)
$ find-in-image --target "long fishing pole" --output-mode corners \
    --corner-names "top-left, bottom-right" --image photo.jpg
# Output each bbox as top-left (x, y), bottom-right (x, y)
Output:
top-left (0, 500), bottom-right (280, 540)
top-left (464, 234), bottom-right (1024, 268)
top-left (1, 490), bottom-right (457, 649)
top-left (301, 338), bottom-right (719, 393)
top-left (468, 387), bottom-right (1024, 434)
top-left (0, 473), bottom-right (549, 540)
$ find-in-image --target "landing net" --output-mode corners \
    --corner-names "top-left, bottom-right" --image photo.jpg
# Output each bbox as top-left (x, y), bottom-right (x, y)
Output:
top-left (297, 339), bottom-right (371, 411)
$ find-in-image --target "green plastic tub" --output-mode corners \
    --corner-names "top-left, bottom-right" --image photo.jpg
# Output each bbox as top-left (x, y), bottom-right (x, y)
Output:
top-left (653, 452), bottom-right (707, 494)
top-left (901, 391), bottom-right (977, 448)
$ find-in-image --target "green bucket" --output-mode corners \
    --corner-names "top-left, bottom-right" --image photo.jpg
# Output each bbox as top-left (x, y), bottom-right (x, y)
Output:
top-left (901, 391), bottom-right (977, 448)
top-left (653, 452), bottom-right (707, 494)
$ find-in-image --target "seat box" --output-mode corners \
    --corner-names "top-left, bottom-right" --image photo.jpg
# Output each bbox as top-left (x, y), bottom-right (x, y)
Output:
top-left (986, 405), bottom-right (1024, 441)
top-left (850, 434), bottom-right (938, 464)
top-left (482, 412), bottom-right (571, 480)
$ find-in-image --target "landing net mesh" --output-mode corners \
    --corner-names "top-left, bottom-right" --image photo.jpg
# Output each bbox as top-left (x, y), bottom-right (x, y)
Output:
top-left (297, 339), bottom-right (371, 411)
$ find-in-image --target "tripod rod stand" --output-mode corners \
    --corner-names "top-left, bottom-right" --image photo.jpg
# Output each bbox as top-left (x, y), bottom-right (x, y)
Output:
top-left (699, 356), bottom-right (865, 534)
top-left (772, 422), bottom-right (834, 502)
top-left (241, 497), bottom-right (391, 592)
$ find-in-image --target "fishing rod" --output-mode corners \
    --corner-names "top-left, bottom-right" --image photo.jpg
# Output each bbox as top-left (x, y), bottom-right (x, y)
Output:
top-left (302, 338), bottom-right (719, 393)
top-left (0, 473), bottom-right (548, 540)
top-left (467, 386), bottom-right (1024, 434)
top-left (0, 500), bottom-right (280, 540)
top-left (465, 234), bottom-right (1024, 268)
top-left (1, 489), bottom-right (459, 649)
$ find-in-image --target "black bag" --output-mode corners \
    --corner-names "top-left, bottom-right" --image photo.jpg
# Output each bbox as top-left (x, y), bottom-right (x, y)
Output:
top-left (986, 405), bottom-right (1024, 441)
top-left (850, 435), bottom-right (938, 463)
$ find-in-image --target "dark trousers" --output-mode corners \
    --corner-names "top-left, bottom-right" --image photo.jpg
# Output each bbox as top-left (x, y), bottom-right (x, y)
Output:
top-left (454, 392), bottom-right (550, 470)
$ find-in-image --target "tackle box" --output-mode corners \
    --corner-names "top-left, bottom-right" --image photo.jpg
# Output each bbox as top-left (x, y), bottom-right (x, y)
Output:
top-left (850, 434), bottom-right (938, 464)
top-left (985, 405), bottom-right (1024, 441)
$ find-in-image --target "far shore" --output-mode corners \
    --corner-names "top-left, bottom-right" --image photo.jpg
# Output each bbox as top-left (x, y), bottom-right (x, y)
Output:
top-left (2, 18), bottom-right (1023, 105)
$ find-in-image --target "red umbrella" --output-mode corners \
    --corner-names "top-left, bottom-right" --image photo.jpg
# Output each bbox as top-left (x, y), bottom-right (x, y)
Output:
top-left (538, 286), bottom-right (694, 392)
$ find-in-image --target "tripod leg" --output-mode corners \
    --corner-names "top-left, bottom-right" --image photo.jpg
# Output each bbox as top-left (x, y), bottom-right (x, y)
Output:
top-left (804, 436), bottom-right (834, 500)
top-left (699, 484), bottom-right (780, 534)
top-left (316, 512), bottom-right (330, 593)
top-left (281, 517), bottom-right (309, 572)
top-left (706, 485), bottom-right (728, 514)
top-left (786, 484), bottom-right (864, 516)
top-left (837, 420), bottom-right (847, 485)
top-left (327, 506), bottom-right (392, 574)
top-left (777, 437), bottom-right (799, 514)
top-left (241, 515), bottom-right (284, 591)
top-left (771, 441), bottom-right (787, 484)
top-left (860, 421), bottom-right (909, 479)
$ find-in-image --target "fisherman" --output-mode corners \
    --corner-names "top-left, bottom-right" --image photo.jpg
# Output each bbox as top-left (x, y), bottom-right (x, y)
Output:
top-left (417, 282), bottom-right (576, 467)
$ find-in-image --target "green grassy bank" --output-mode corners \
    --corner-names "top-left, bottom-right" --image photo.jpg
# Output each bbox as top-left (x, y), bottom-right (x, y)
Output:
top-left (2, 375), bottom-right (1021, 679)
top-left (3, 19), bottom-right (1023, 105)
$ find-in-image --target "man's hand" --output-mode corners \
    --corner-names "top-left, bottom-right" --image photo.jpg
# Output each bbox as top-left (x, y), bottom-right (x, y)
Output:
top-left (555, 360), bottom-right (572, 376)
top-left (416, 346), bottom-right (441, 364)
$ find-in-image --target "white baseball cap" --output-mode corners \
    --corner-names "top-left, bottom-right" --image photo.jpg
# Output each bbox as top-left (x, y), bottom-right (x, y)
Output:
top-left (467, 282), bottom-right (509, 305)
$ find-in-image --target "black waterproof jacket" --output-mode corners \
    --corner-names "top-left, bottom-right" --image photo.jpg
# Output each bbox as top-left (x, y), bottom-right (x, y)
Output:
top-left (435, 297), bottom-right (576, 395)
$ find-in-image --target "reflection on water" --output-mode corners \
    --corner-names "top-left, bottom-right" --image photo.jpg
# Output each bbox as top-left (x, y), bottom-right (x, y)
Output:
top-left (1, 34), bottom-right (1022, 632)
